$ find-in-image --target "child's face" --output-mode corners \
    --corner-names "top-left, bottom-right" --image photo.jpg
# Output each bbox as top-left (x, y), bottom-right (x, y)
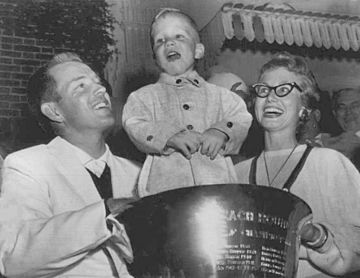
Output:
top-left (151, 14), bottom-right (204, 76)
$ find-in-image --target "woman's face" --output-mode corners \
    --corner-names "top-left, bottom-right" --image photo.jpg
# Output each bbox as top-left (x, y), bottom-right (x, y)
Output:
top-left (255, 67), bottom-right (303, 134)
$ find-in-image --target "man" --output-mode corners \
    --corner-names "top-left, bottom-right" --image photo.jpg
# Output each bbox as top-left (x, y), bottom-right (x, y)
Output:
top-left (332, 87), bottom-right (360, 132)
top-left (321, 87), bottom-right (360, 169)
top-left (0, 52), bottom-right (140, 277)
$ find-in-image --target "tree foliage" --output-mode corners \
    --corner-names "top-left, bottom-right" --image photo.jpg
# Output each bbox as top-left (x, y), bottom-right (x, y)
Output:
top-left (9, 0), bottom-right (117, 74)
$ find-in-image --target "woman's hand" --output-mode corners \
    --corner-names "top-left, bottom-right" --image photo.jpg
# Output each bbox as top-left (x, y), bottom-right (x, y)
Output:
top-left (300, 222), bottom-right (360, 276)
top-left (300, 222), bottom-right (328, 250)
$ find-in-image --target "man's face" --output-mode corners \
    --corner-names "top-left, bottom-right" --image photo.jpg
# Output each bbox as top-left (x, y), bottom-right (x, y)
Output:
top-left (49, 61), bottom-right (114, 134)
top-left (151, 14), bottom-right (204, 76)
top-left (334, 90), bottom-right (360, 131)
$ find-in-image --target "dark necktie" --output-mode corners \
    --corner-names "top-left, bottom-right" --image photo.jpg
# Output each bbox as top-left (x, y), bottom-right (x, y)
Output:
top-left (86, 163), bottom-right (113, 199)
top-left (86, 164), bottom-right (120, 277)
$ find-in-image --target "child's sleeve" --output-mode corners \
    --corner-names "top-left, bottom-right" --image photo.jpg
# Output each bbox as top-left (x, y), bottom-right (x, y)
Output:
top-left (122, 89), bottom-right (184, 155)
top-left (208, 88), bottom-right (252, 155)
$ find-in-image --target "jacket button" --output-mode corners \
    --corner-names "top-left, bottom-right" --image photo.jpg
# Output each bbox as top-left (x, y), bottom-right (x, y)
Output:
top-left (227, 122), bottom-right (233, 128)
top-left (187, 124), bottom-right (193, 130)
top-left (183, 104), bottom-right (190, 110)
top-left (146, 135), bottom-right (153, 141)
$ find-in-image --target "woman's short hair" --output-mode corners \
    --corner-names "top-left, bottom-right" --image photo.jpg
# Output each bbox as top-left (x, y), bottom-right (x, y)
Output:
top-left (259, 52), bottom-right (320, 109)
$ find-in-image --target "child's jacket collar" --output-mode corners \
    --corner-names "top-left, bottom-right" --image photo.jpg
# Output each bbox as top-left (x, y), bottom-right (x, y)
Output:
top-left (159, 71), bottom-right (204, 87)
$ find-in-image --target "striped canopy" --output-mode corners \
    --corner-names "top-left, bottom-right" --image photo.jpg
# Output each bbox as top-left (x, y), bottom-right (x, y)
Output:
top-left (199, 2), bottom-right (360, 73)
top-left (222, 2), bottom-right (360, 51)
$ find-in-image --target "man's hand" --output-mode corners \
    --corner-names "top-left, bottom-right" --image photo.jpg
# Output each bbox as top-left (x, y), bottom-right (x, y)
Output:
top-left (106, 197), bottom-right (138, 216)
top-left (200, 129), bottom-right (228, 160)
top-left (166, 130), bottom-right (202, 159)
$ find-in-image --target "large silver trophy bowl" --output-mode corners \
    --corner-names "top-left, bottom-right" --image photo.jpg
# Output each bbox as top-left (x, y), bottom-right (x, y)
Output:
top-left (119, 184), bottom-right (311, 278)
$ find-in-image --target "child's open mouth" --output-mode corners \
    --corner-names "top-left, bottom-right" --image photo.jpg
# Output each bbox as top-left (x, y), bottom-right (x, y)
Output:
top-left (167, 51), bottom-right (181, 61)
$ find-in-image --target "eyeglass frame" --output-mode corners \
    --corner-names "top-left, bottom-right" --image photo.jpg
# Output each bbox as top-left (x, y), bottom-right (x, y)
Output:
top-left (334, 100), bottom-right (360, 114)
top-left (251, 82), bottom-right (303, 98)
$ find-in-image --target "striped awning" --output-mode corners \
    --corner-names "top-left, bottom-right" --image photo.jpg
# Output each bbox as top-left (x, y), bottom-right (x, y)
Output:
top-left (220, 2), bottom-right (360, 51)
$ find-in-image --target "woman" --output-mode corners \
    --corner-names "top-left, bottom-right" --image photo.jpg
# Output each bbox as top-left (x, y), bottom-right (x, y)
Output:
top-left (235, 53), bottom-right (360, 277)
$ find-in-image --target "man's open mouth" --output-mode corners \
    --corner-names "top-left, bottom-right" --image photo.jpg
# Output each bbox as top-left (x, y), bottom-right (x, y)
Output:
top-left (94, 99), bottom-right (111, 110)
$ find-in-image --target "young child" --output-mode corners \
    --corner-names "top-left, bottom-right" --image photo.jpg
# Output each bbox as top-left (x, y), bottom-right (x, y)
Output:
top-left (122, 8), bottom-right (252, 197)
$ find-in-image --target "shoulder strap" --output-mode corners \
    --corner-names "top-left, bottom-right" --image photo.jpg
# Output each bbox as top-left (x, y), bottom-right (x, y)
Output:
top-left (249, 153), bottom-right (261, 185)
top-left (282, 145), bottom-right (313, 191)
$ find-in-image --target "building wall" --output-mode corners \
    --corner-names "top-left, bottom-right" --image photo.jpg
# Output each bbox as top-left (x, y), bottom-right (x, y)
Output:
top-left (0, 0), bottom-right (68, 149)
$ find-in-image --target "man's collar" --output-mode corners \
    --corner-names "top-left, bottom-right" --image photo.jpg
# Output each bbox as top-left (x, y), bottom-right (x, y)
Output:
top-left (158, 71), bottom-right (204, 88)
top-left (58, 137), bottom-right (110, 166)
